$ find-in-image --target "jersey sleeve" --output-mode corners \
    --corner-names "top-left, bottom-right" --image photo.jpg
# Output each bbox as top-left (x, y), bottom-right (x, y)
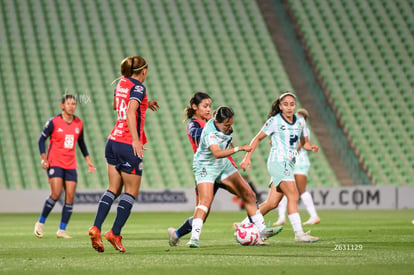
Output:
top-left (77, 128), bottom-right (89, 157)
top-left (187, 120), bottom-right (203, 146)
top-left (129, 84), bottom-right (146, 103)
top-left (300, 118), bottom-right (309, 138)
top-left (261, 117), bottom-right (276, 136)
top-left (38, 118), bottom-right (54, 154)
top-left (205, 132), bottom-right (220, 148)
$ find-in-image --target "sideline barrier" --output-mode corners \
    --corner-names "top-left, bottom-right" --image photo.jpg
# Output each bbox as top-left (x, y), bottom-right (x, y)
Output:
top-left (0, 186), bottom-right (413, 213)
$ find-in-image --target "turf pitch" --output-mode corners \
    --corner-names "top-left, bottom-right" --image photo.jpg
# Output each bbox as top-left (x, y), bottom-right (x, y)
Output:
top-left (0, 210), bottom-right (413, 274)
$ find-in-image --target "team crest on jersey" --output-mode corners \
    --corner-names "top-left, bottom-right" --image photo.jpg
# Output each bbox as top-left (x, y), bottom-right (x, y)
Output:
top-left (75, 128), bottom-right (80, 134)
top-left (49, 168), bottom-right (55, 176)
top-left (200, 168), bottom-right (207, 177)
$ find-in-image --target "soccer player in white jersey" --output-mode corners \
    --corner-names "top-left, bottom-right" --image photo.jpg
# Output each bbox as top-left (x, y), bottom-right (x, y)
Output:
top-left (187, 106), bottom-right (282, 248)
top-left (239, 92), bottom-right (319, 242)
top-left (274, 108), bottom-right (321, 225)
top-left (274, 108), bottom-right (320, 226)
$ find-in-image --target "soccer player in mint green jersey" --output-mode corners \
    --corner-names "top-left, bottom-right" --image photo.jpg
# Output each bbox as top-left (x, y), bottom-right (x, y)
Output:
top-left (274, 108), bottom-right (320, 226)
top-left (187, 106), bottom-right (283, 248)
top-left (240, 92), bottom-right (320, 243)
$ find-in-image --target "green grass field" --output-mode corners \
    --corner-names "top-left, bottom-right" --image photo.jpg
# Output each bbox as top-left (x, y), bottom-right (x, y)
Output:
top-left (1, 210), bottom-right (413, 274)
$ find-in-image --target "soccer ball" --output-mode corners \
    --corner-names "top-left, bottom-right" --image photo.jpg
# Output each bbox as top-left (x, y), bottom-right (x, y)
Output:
top-left (234, 223), bottom-right (260, 246)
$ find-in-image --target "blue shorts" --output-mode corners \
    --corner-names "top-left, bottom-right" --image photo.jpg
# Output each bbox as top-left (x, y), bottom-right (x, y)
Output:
top-left (105, 140), bottom-right (143, 176)
top-left (47, 167), bottom-right (78, 182)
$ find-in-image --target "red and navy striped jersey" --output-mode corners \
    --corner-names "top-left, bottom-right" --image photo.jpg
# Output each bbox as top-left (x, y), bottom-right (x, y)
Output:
top-left (108, 77), bottom-right (148, 145)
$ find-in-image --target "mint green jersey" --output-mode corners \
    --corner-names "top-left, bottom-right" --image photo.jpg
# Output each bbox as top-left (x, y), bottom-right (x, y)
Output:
top-left (261, 113), bottom-right (308, 165)
top-left (193, 119), bottom-right (233, 167)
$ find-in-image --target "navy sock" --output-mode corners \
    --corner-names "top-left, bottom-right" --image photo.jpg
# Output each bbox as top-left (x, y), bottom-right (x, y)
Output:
top-left (112, 193), bottom-right (135, 235)
top-left (176, 216), bottom-right (193, 238)
top-left (39, 196), bottom-right (57, 223)
top-left (93, 190), bottom-right (116, 230)
top-left (60, 203), bottom-right (73, 230)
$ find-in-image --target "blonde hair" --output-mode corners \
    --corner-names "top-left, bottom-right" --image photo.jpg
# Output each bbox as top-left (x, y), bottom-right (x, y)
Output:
top-left (296, 108), bottom-right (309, 120)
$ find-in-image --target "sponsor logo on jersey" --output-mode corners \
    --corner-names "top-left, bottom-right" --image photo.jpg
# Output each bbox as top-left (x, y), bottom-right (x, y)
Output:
top-left (57, 128), bottom-right (64, 132)
top-left (134, 85), bottom-right (144, 93)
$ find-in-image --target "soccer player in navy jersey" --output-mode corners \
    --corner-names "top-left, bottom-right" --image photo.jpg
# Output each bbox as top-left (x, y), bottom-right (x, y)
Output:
top-left (34, 94), bottom-right (96, 239)
top-left (167, 92), bottom-right (240, 246)
top-left (88, 56), bottom-right (159, 253)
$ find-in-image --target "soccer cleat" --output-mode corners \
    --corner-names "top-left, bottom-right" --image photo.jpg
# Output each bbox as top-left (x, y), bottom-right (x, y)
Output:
top-left (303, 216), bottom-right (320, 225)
top-left (232, 222), bottom-right (242, 230)
top-left (260, 226), bottom-right (283, 240)
top-left (104, 230), bottom-right (126, 252)
top-left (186, 238), bottom-right (200, 248)
top-left (56, 230), bottom-right (72, 239)
top-left (273, 217), bottom-right (286, 226)
top-left (34, 222), bottom-right (44, 238)
top-left (89, 226), bottom-right (104, 253)
top-left (295, 231), bottom-right (319, 243)
top-left (167, 227), bottom-right (180, 247)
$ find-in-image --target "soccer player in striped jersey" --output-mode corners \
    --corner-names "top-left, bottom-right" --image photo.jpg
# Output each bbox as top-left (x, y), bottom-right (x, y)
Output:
top-left (187, 106), bottom-right (282, 248)
top-left (88, 56), bottom-right (159, 253)
top-left (34, 94), bottom-right (96, 239)
top-left (274, 108), bottom-right (320, 226)
top-left (239, 92), bottom-right (320, 242)
top-left (167, 92), bottom-right (242, 246)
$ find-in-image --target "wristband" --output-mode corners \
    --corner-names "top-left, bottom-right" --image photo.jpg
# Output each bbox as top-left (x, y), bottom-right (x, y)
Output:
top-left (234, 146), bottom-right (239, 153)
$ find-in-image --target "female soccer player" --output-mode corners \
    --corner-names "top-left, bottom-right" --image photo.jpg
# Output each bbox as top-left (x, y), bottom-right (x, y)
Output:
top-left (239, 92), bottom-right (319, 242)
top-left (88, 56), bottom-right (159, 253)
top-left (187, 106), bottom-right (281, 248)
top-left (274, 108), bottom-right (320, 226)
top-left (34, 94), bottom-right (96, 239)
top-left (167, 92), bottom-right (242, 246)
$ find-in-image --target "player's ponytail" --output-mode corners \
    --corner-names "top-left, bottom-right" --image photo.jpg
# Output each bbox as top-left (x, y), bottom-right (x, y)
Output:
top-left (183, 92), bottom-right (211, 122)
top-left (112, 56), bottom-right (148, 85)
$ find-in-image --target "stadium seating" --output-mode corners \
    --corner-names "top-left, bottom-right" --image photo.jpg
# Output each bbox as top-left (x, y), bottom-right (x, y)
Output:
top-left (0, 0), bottom-right (341, 190)
top-left (286, 0), bottom-right (414, 185)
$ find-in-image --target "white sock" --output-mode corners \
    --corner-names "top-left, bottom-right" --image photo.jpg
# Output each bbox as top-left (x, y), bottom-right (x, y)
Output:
top-left (190, 218), bottom-right (203, 240)
top-left (288, 212), bottom-right (303, 235)
top-left (301, 191), bottom-right (318, 218)
top-left (277, 196), bottom-right (287, 219)
top-left (250, 210), bottom-right (266, 232)
top-left (241, 216), bottom-right (250, 224)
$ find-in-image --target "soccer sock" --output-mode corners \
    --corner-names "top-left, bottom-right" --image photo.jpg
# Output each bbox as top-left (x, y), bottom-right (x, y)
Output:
top-left (39, 196), bottom-right (57, 223)
top-left (112, 193), bottom-right (135, 235)
top-left (190, 218), bottom-right (203, 240)
top-left (288, 212), bottom-right (303, 235)
top-left (278, 196), bottom-right (287, 219)
top-left (93, 190), bottom-right (116, 230)
top-left (59, 203), bottom-right (73, 230)
top-left (301, 191), bottom-right (318, 218)
top-left (241, 216), bottom-right (250, 224)
top-left (176, 216), bottom-right (193, 238)
top-left (250, 210), bottom-right (266, 232)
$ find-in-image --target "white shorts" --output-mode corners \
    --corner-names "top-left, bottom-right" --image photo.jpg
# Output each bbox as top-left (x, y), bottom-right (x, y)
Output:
top-left (193, 158), bottom-right (237, 184)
